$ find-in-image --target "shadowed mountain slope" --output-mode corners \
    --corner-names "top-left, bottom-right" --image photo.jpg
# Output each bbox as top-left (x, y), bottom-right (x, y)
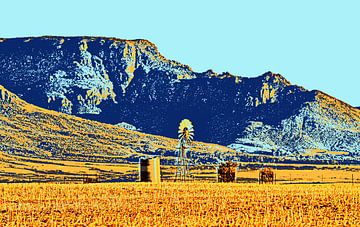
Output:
top-left (0, 84), bottom-right (237, 163)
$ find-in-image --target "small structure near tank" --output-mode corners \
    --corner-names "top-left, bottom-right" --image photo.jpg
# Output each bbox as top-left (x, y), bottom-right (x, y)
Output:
top-left (139, 157), bottom-right (161, 183)
top-left (217, 161), bottom-right (237, 182)
top-left (259, 167), bottom-right (275, 184)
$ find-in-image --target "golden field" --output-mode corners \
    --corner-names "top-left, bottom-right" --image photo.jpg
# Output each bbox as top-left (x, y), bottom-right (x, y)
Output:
top-left (0, 183), bottom-right (359, 226)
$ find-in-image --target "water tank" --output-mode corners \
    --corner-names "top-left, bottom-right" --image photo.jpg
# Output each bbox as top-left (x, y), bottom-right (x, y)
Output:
top-left (139, 157), bottom-right (161, 183)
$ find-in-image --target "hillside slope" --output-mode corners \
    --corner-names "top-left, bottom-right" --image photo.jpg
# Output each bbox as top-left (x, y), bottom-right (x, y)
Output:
top-left (229, 91), bottom-right (360, 156)
top-left (0, 84), bottom-right (237, 163)
top-left (0, 36), bottom-right (359, 156)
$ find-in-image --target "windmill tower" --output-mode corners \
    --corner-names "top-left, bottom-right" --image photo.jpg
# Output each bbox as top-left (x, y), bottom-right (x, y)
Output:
top-left (174, 119), bottom-right (194, 182)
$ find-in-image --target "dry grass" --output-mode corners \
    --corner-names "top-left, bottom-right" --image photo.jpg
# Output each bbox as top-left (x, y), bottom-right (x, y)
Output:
top-left (0, 152), bottom-right (138, 182)
top-left (236, 169), bottom-right (360, 183)
top-left (1, 183), bottom-right (359, 226)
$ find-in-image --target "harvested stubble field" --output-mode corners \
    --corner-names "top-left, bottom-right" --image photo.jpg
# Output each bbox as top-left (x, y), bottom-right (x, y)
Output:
top-left (0, 183), bottom-right (359, 226)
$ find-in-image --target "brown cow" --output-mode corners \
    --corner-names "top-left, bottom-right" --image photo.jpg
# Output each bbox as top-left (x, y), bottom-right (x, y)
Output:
top-left (217, 161), bottom-right (237, 182)
top-left (259, 168), bottom-right (274, 184)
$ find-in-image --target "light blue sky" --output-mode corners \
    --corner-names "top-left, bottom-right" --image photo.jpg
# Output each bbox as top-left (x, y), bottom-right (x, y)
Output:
top-left (1, 0), bottom-right (359, 106)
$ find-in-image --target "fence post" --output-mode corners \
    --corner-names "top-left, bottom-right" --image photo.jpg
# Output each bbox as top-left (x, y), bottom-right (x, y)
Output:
top-left (258, 172), bottom-right (261, 184)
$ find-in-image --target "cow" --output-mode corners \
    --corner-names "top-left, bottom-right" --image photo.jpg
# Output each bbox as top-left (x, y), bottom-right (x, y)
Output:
top-left (259, 168), bottom-right (275, 184)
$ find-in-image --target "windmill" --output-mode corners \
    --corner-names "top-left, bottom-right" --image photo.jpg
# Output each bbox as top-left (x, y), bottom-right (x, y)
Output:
top-left (174, 119), bottom-right (194, 181)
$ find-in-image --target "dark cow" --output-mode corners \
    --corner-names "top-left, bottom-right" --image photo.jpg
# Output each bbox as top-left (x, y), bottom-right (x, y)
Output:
top-left (259, 168), bottom-right (275, 184)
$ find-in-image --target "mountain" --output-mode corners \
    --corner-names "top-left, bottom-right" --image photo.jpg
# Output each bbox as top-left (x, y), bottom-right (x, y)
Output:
top-left (229, 91), bottom-right (360, 156)
top-left (0, 36), bottom-right (359, 157)
top-left (0, 84), bottom-right (238, 163)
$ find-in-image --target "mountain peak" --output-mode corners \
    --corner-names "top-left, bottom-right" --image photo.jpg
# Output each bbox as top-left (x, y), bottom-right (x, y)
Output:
top-left (203, 69), bottom-right (218, 77)
top-left (260, 71), bottom-right (290, 83)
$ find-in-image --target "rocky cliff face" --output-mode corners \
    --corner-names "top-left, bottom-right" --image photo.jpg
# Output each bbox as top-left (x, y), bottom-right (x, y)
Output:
top-left (0, 36), bottom-right (359, 157)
